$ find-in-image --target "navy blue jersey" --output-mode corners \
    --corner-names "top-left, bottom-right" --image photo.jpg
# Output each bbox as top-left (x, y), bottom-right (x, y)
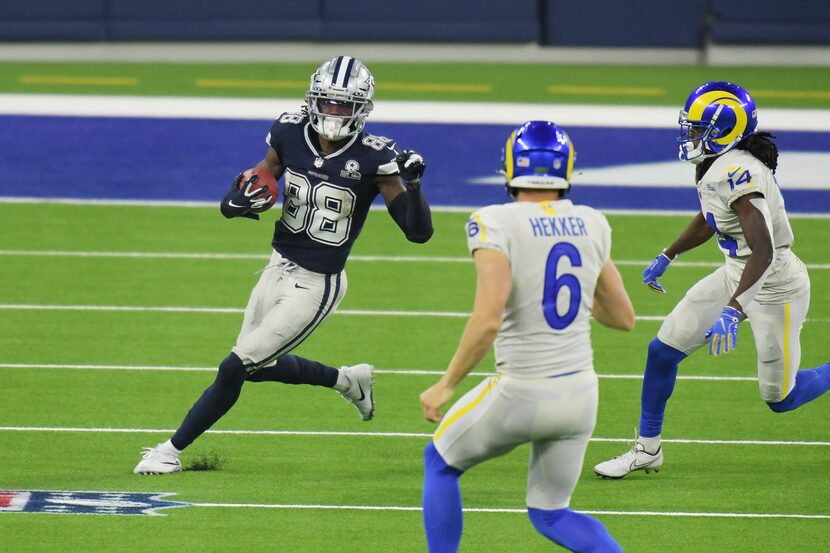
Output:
top-left (266, 112), bottom-right (400, 273)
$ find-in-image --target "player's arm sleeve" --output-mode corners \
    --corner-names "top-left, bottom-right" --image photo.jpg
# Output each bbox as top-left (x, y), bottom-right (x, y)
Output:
top-left (466, 209), bottom-right (507, 258)
top-left (386, 182), bottom-right (433, 243)
top-left (376, 144), bottom-right (433, 243)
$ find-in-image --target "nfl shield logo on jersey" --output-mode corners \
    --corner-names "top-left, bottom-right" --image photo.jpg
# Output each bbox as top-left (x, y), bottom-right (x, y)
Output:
top-left (314, 157), bottom-right (324, 168)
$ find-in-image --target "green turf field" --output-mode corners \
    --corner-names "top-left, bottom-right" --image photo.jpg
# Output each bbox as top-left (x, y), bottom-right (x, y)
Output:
top-left (1, 203), bottom-right (828, 552)
top-left (2, 61), bottom-right (830, 108)
top-left (2, 56), bottom-right (830, 551)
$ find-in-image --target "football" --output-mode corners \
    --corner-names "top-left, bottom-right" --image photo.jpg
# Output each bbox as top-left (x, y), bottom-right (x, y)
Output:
top-left (239, 167), bottom-right (279, 213)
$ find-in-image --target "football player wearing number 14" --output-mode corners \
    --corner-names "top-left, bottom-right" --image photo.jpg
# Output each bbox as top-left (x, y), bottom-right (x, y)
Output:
top-left (134, 55), bottom-right (433, 474)
top-left (594, 81), bottom-right (830, 480)
top-left (420, 121), bottom-right (633, 552)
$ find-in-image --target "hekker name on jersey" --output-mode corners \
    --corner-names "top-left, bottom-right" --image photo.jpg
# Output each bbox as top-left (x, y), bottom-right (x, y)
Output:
top-left (266, 112), bottom-right (400, 274)
top-left (466, 199), bottom-right (612, 378)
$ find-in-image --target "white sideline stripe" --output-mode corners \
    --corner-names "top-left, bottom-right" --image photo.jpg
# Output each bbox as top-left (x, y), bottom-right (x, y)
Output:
top-left (2, 304), bottom-right (829, 323)
top-left (188, 502), bottom-right (830, 519)
top-left (0, 426), bottom-right (827, 447)
top-left (1, 249), bottom-right (829, 270)
top-left (0, 362), bottom-right (758, 382)
top-left (3, 94), bottom-right (830, 132)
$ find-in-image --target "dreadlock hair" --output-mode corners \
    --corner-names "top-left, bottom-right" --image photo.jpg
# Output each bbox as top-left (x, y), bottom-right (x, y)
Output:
top-left (696, 157), bottom-right (715, 183)
top-left (696, 131), bottom-right (779, 182)
top-left (736, 131), bottom-right (779, 172)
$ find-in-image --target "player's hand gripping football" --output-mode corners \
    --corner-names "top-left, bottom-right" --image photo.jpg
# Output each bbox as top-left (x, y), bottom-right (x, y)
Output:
top-left (420, 382), bottom-right (454, 423)
top-left (225, 172), bottom-right (273, 219)
top-left (396, 149), bottom-right (426, 186)
top-left (705, 306), bottom-right (745, 356)
top-left (642, 251), bottom-right (673, 293)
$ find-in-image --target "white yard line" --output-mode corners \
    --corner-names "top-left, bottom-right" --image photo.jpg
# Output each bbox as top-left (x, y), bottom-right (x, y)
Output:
top-left (1, 303), bottom-right (828, 323)
top-left (187, 501), bottom-right (830, 519)
top-left (0, 425), bottom-right (827, 447)
top-left (0, 362), bottom-right (758, 382)
top-left (0, 363), bottom-right (750, 382)
top-left (1, 249), bottom-right (829, 270)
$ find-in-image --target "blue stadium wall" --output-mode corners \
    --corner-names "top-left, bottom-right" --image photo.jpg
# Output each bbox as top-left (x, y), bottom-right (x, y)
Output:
top-left (1, 0), bottom-right (829, 46)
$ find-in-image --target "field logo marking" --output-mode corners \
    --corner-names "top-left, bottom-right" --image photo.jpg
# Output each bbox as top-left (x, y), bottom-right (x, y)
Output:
top-left (0, 490), bottom-right (188, 516)
top-left (2, 490), bottom-right (827, 520)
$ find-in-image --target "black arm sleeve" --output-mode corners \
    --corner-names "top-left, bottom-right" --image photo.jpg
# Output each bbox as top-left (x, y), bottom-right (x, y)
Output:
top-left (387, 185), bottom-right (433, 243)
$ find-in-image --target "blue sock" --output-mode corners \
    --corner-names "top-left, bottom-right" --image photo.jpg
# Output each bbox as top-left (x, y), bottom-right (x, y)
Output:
top-left (767, 362), bottom-right (830, 413)
top-left (246, 355), bottom-right (338, 387)
top-left (422, 442), bottom-right (464, 553)
top-left (171, 353), bottom-right (247, 450)
top-left (527, 507), bottom-right (622, 553)
top-left (639, 338), bottom-right (687, 438)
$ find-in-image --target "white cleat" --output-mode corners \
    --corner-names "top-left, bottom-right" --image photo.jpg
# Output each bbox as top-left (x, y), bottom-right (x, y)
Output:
top-left (339, 364), bottom-right (375, 421)
top-left (133, 444), bottom-right (182, 475)
top-left (594, 442), bottom-right (663, 479)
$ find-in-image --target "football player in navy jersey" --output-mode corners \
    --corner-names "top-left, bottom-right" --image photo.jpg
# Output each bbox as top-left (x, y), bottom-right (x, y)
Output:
top-left (134, 55), bottom-right (433, 474)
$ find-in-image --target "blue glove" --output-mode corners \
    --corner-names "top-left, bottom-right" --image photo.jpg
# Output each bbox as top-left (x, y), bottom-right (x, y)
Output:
top-left (642, 251), bottom-right (673, 293)
top-left (704, 306), bottom-right (745, 356)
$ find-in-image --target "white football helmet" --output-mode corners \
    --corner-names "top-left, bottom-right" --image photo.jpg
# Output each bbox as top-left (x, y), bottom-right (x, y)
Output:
top-left (306, 55), bottom-right (374, 141)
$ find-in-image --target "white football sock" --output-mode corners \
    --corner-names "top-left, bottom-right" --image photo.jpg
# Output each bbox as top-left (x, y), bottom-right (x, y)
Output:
top-left (160, 439), bottom-right (181, 456)
top-left (638, 435), bottom-right (661, 454)
top-left (333, 369), bottom-right (351, 393)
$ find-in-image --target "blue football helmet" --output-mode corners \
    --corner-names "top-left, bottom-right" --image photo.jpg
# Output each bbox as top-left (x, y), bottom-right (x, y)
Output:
top-left (678, 81), bottom-right (758, 163)
top-left (501, 121), bottom-right (575, 197)
top-left (306, 55), bottom-right (374, 141)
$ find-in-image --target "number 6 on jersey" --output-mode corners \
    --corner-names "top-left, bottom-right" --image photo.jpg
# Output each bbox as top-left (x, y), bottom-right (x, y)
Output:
top-left (542, 242), bottom-right (582, 330)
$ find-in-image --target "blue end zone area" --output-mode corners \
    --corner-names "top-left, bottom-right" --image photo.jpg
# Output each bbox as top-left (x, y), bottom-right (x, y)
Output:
top-left (2, 115), bottom-right (829, 213)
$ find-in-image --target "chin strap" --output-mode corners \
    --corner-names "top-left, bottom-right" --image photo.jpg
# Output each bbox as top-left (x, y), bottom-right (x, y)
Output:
top-left (317, 116), bottom-right (351, 141)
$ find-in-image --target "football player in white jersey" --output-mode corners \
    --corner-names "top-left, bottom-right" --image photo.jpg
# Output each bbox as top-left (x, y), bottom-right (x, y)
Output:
top-left (594, 81), bottom-right (830, 479)
top-left (420, 121), bottom-right (634, 553)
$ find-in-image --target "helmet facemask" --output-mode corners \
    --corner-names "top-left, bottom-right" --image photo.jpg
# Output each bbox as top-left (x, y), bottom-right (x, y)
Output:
top-left (677, 107), bottom-right (723, 164)
top-left (306, 56), bottom-right (374, 141)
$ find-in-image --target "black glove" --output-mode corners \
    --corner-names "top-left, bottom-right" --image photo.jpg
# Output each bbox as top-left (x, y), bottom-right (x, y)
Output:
top-left (396, 149), bottom-right (426, 186)
top-left (221, 173), bottom-right (272, 220)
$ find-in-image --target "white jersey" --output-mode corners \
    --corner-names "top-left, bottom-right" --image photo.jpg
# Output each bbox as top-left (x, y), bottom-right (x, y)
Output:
top-left (466, 199), bottom-right (612, 378)
top-left (696, 149), bottom-right (809, 303)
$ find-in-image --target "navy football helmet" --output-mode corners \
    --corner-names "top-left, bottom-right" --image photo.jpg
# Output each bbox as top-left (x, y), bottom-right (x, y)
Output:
top-left (501, 121), bottom-right (575, 197)
top-left (678, 81), bottom-right (758, 163)
top-left (306, 56), bottom-right (374, 141)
